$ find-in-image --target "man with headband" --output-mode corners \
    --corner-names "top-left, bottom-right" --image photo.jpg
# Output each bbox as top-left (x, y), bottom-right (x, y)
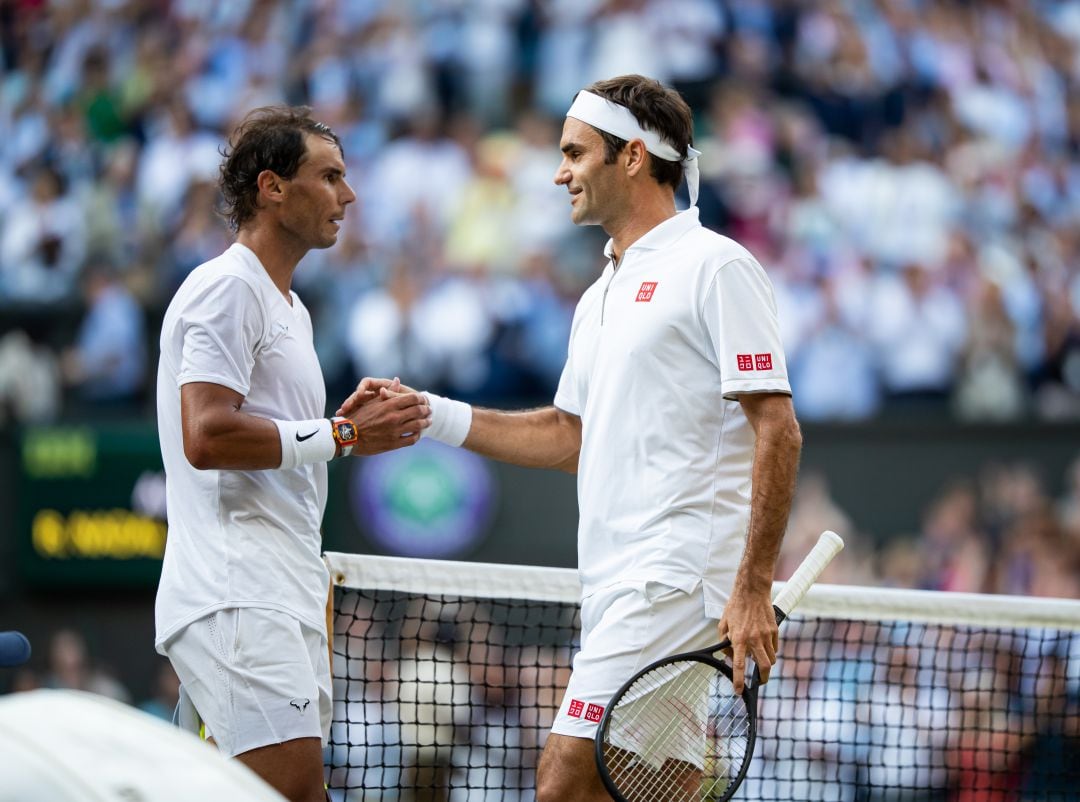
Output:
top-left (339, 74), bottom-right (802, 801)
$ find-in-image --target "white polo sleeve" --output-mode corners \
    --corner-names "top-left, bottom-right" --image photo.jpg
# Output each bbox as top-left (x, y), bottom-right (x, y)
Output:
top-left (176, 275), bottom-right (264, 396)
top-left (702, 257), bottom-right (791, 400)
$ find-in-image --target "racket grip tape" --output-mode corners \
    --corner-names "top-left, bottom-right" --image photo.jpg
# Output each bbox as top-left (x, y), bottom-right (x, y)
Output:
top-left (771, 530), bottom-right (844, 617)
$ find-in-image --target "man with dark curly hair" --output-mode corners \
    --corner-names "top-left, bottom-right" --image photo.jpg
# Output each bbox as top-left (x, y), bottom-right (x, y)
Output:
top-left (154, 106), bottom-right (430, 802)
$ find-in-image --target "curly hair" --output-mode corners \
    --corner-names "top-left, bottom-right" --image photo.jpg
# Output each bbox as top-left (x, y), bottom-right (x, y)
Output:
top-left (218, 106), bottom-right (343, 232)
top-left (580, 75), bottom-right (693, 192)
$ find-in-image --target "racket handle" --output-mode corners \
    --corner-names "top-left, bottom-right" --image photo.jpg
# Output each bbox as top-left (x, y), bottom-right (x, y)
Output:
top-left (771, 530), bottom-right (844, 618)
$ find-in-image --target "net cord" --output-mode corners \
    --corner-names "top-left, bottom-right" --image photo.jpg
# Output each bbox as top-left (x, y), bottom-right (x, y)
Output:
top-left (323, 552), bottom-right (1080, 631)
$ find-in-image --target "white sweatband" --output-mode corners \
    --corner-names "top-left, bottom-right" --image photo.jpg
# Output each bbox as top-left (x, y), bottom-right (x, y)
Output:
top-left (566, 89), bottom-right (702, 208)
top-left (273, 418), bottom-right (336, 469)
top-left (423, 392), bottom-right (473, 447)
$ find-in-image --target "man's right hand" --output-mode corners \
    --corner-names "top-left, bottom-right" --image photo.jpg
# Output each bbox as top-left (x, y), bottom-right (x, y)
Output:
top-left (336, 376), bottom-right (417, 419)
top-left (349, 390), bottom-right (431, 455)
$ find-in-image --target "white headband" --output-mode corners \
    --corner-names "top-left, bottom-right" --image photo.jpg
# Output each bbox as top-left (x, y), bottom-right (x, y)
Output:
top-left (566, 90), bottom-right (701, 208)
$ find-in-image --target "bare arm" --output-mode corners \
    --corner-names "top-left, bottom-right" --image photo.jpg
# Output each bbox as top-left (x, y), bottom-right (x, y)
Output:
top-left (463, 405), bottom-right (582, 473)
top-left (182, 381), bottom-right (430, 471)
top-left (338, 379), bottom-right (582, 473)
top-left (182, 382), bottom-right (283, 470)
top-left (717, 391), bottom-right (802, 693)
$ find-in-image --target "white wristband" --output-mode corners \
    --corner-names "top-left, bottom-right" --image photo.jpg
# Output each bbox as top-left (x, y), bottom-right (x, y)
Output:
top-left (423, 392), bottom-right (473, 447)
top-left (273, 418), bottom-right (336, 469)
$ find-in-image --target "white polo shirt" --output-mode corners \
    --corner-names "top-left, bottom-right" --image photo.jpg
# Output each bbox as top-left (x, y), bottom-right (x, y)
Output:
top-left (154, 243), bottom-right (330, 650)
top-left (554, 208), bottom-right (790, 618)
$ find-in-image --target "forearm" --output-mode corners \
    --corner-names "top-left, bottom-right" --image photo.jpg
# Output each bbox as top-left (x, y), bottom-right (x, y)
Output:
top-left (182, 381), bottom-right (335, 471)
top-left (462, 406), bottom-right (581, 472)
top-left (735, 412), bottom-right (802, 594)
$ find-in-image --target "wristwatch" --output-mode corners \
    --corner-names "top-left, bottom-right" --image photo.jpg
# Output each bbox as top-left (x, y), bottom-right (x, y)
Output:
top-left (330, 417), bottom-right (360, 457)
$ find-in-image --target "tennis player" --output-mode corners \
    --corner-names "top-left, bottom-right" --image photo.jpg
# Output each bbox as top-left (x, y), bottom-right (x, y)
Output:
top-left (154, 106), bottom-right (430, 802)
top-left (342, 75), bottom-right (802, 801)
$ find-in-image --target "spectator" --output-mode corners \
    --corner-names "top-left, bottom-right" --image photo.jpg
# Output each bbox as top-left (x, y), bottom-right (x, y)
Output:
top-left (0, 163), bottom-right (86, 305)
top-left (43, 629), bottom-right (131, 704)
top-left (59, 261), bottom-right (147, 409)
top-left (868, 262), bottom-right (968, 410)
top-left (0, 327), bottom-right (60, 425)
top-left (952, 278), bottom-right (1028, 421)
top-left (137, 659), bottom-right (181, 722)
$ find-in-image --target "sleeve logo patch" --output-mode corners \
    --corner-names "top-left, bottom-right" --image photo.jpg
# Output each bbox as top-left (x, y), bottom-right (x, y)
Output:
top-left (738, 353), bottom-right (773, 371)
top-left (568, 699), bottom-right (585, 718)
top-left (636, 281), bottom-right (658, 302)
top-left (585, 703), bottom-right (605, 722)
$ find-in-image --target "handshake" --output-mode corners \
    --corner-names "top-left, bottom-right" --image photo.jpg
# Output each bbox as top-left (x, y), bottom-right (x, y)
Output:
top-left (332, 377), bottom-right (471, 457)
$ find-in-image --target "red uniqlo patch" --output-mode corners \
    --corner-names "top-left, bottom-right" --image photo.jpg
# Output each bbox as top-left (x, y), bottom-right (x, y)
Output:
top-left (585, 703), bottom-right (605, 723)
top-left (636, 281), bottom-right (658, 302)
top-left (567, 699), bottom-right (584, 718)
top-left (755, 353), bottom-right (773, 371)
top-left (737, 354), bottom-right (755, 371)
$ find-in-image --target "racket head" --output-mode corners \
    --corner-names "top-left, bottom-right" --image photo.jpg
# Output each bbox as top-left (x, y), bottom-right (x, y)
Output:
top-left (595, 651), bottom-right (758, 802)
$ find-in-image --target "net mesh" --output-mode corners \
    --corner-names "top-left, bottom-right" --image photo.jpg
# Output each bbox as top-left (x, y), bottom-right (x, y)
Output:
top-left (325, 554), bottom-right (1080, 801)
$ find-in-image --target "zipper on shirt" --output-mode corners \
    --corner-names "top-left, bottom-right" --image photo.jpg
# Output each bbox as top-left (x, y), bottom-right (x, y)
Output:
top-left (600, 255), bottom-right (618, 326)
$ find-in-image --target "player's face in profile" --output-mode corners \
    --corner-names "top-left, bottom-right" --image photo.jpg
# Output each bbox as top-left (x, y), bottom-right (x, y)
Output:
top-left (280, 133), bottom-right (356, 249)
top-left (554, 117), bottom-right (622, 227)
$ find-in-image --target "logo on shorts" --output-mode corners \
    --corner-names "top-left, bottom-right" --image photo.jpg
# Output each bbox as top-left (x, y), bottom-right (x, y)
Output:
top-left (567, 698), bottom-right (585, 718)
top-left (289, 697), bottom-right (310, 714)
top-left (636, 282), bottom-right (658, 302)
top-left (585, 703), bottom-right (605, 723)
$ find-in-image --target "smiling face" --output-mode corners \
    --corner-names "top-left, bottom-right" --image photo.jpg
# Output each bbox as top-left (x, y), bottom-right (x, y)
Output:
top-left (554, 117), bottom-right (627, 228)
top-left (277, 132), bottom-right (356, 250)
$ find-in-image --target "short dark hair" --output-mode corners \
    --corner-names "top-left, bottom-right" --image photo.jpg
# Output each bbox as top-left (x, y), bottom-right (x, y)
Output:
top-left (219, 106), bottom-right (343, 232)
top-left (580, 75), bottom-right (693, 192)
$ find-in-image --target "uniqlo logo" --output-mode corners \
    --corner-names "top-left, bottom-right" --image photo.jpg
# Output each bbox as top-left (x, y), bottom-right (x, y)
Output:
top-left (755, 353), bottom-right (773, 371)
top-left (567, 699), bottom-right (584, 718)
top-left (636, 281), bottom-right (658, 302)
top-left (585, 703), bottom-right (605, 723)
top-left (737, 354), bottom-right (755, 371)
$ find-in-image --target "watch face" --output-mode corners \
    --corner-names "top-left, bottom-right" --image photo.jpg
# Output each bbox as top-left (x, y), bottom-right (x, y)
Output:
top-left (336, 421), bottom-right (358, 443)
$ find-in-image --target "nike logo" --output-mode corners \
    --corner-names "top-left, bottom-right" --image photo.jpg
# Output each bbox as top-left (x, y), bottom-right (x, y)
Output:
top-left (296, 430), bottom-right (318, 442)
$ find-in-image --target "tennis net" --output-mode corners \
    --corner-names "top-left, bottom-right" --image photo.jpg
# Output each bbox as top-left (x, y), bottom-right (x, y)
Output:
top-left (324, 552), bottom-right (1080, 801)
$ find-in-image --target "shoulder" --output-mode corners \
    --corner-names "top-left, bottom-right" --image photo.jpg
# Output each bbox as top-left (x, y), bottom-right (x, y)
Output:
top-left (184, 250), bottom-right (263, 299)
top-left (674, 229), bottom-right (769, 294)
top-left (682, 227), bottom-right (757, 270)
top-left (167, 251), bottom-right (265, 323)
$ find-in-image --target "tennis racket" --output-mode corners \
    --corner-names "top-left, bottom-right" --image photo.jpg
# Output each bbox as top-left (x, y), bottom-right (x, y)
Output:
top-left (595, 530), bottom-right (844, 802)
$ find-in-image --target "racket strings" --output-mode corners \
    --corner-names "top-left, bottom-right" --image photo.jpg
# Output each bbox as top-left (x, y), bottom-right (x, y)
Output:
top-left (602, 660), bottom-right (751, 802)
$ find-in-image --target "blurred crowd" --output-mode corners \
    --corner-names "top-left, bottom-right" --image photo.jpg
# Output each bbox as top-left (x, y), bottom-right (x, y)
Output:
top-left (4, 626), bottom-right (179, 720)
top-left (781, 456), bottom-right (1080, 600)
top-left (1, 0), bottom-right (1080, 423)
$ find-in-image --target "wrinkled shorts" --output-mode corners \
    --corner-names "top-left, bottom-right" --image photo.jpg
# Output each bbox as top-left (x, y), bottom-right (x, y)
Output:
top-left (552, 580), bottom-right (715, 739)
top-left (164, 606), bottom-right (331, 756)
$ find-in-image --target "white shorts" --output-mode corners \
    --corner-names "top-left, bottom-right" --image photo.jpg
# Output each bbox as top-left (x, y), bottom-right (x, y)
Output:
top-left (164, 607), bottom-right (332, 757)
top-left (552, 580), bottom-right (715, 739)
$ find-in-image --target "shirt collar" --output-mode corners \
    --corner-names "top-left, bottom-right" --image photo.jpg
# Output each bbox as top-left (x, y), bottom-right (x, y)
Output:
top-left (602, 207), bottom-right (701, 261)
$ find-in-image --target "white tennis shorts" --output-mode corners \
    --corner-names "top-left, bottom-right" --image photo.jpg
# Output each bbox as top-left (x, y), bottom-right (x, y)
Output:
top-left (164, 607), bottom-right (332, 757)
top-left (552, 580), bottom-right (716, 739)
